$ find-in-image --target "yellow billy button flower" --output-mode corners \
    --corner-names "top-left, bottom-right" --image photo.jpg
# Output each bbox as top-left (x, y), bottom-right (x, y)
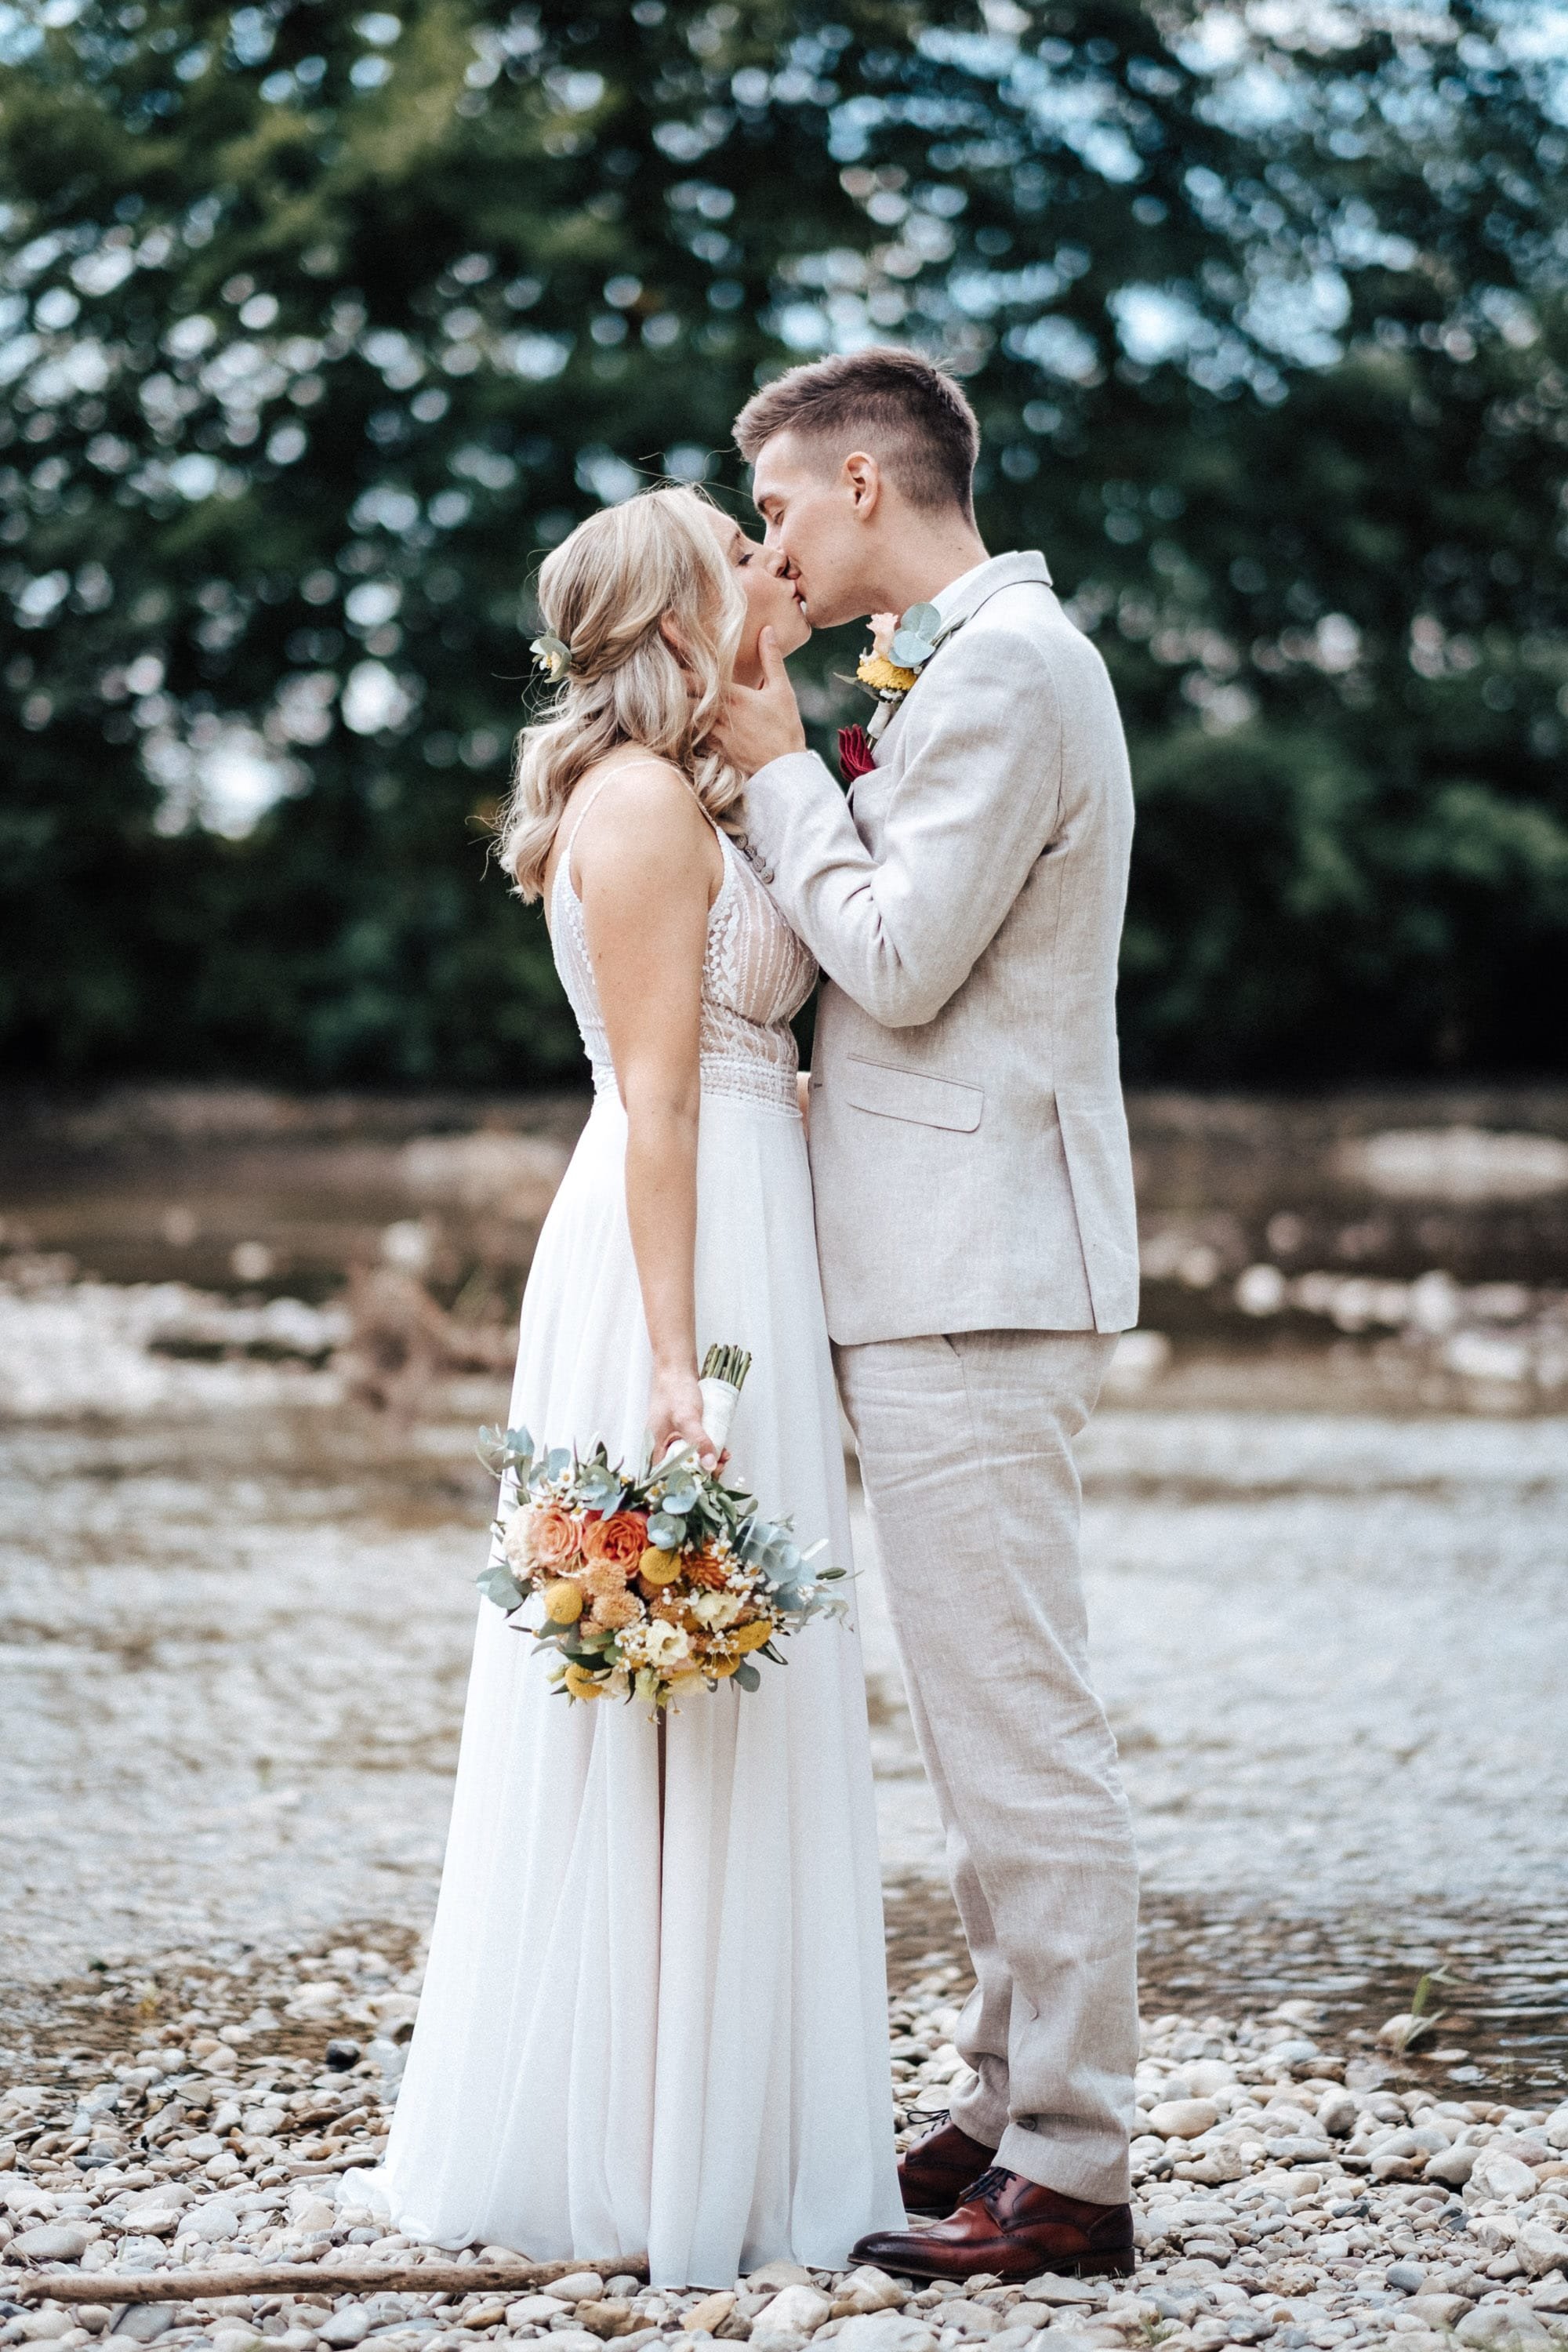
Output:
top-left (705, 1655), bottom-right (741, 1679)
top-left (637, 1545), bottom-right (682, 1588)
top-left (543, 1578), bottom-right (584, 1624)
top-left (731, 1619), bottom-right (775, 1653)
top-left (856, 654), bottom-right (919, 695)
top-left (563, 1662), bottom-right (605, 1700)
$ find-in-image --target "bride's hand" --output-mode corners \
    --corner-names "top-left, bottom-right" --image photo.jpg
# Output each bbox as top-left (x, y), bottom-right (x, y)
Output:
top-left (649, 1363), bottom-right (717, 1468)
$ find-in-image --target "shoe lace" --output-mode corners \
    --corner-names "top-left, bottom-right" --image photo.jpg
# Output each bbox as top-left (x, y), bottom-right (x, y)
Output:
top-left (964, 2165), bottom-right (1013, 2209)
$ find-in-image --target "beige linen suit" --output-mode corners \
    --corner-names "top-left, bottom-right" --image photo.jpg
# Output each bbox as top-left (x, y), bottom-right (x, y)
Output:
top-left (737, 550), bottom-right (1142, 2204)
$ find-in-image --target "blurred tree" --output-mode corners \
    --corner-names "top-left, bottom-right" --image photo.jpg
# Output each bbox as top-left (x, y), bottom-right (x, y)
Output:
top-left (0, 0), bottom-right (1564, 1085)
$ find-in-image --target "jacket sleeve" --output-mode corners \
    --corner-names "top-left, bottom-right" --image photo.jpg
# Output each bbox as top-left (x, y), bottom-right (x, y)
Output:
top-left (739, 624), bottom-right (1062, 1028)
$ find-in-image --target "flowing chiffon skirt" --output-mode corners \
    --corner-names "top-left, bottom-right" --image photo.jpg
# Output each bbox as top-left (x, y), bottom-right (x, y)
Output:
top-left (355, 1089), bottom-right (902, 2285)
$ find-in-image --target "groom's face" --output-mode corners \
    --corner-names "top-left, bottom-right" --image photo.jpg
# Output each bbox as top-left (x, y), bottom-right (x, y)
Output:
top-left (750, 432), bottom-right (874, 630)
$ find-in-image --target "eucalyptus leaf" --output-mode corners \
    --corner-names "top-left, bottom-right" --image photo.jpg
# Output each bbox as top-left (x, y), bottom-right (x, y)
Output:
top-left (734, 1661), bottom-right (761, 1692)
top-left (891, 628), bottom-right (936, 666)
top-left (476, 1563), bottom-right (525, 1610)
top-left (647, 1512), bottom-right (686, 1548)
top-left (901, 601), bottom-right (941, 635)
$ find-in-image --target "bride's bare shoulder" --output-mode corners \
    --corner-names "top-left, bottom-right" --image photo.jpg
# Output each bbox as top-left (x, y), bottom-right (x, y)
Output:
top-left (569, 754), bottom-right (719, 890)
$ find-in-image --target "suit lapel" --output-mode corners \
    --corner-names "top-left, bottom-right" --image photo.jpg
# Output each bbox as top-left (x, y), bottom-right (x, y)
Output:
top-left (866, 550), bottom-right (1054, 764)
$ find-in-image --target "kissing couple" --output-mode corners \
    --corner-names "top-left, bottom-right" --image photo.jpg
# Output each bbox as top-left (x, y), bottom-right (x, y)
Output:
top-left (352, 347), bottom-right (1143, 2290)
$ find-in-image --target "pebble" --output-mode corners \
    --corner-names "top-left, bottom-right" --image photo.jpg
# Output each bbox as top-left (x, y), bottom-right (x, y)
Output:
top-left (2, 1951), bottom-right (1566, 2352)
top-left (12, 2226), bottom-right (91, 2263)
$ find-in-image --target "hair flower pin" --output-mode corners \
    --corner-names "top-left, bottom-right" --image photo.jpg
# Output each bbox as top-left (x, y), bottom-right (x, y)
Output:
top-left (855, 601), bottom-right (942, 739)
top-left (531, 630), bottom-right (572, 682)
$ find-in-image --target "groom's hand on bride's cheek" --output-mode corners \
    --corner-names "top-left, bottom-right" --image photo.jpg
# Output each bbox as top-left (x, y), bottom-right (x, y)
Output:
top-left (718, 626), bottom-right (807, 774)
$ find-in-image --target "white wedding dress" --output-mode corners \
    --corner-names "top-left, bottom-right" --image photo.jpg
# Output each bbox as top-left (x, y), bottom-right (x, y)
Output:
top-left (355, 786), bottom-right (902, 2286)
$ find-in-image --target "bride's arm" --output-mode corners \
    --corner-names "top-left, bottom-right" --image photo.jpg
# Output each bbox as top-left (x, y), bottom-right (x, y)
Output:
top-left (576, 764), bottom-right (724, 1465)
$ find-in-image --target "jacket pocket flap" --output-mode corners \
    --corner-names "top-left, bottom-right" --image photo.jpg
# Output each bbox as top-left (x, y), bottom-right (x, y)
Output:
top-left (841, 1056), bottom-right (983, 1133)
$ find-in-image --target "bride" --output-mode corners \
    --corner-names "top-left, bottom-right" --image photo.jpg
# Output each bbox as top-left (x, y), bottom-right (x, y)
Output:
top-left (360, 486), bottom-right (902, 2286)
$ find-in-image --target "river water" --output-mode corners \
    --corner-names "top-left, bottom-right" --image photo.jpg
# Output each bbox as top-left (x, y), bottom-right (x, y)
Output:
top-left (2, 1086), bottom-right (1565, 2101)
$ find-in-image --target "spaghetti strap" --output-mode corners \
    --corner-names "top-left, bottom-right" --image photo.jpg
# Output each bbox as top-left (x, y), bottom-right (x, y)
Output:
top-left (557, 757), bottom-right (682, 891)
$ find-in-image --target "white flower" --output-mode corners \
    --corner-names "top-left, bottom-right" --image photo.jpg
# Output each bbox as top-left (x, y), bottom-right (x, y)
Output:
top-left (690, 1590), bottom-right (744, 1628)
top-left (501, 1508), bottom-right (537, 1571)
top-left (642, 1620), bottom-right (690, 1666)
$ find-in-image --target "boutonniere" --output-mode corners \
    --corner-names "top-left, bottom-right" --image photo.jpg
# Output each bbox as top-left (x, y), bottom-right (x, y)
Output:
top-left (855, 603), bottom-right (942, 740)
top-left (837, 723), bottom-right (877, 785)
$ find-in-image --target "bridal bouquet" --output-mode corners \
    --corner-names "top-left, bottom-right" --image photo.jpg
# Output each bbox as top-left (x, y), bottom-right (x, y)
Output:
top-left (475, 1345), bottom-right (849, 1711)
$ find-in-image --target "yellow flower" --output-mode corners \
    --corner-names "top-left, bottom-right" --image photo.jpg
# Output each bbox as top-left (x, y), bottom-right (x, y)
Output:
top-left (705, 1655), bottom-right (740, 1679)
top-left (857, 655), bottom-right (918, 695)
top-left (563, 1662), bottom-right (606, 1700)
top-left (543, 1578), bottom-right (584, 1624)
top-left (731, 1618), bottom-right (775, 1653)
top-left (637, 1544), bottom-right (683, 1588)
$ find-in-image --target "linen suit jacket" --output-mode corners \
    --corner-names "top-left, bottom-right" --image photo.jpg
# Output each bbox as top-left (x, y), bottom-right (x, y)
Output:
top-left (737, 549), bottom-right (1140, 1347)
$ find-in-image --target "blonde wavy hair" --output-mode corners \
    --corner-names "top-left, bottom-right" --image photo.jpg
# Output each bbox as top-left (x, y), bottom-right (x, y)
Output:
top-left (497, 483), bottom-right (747, 902)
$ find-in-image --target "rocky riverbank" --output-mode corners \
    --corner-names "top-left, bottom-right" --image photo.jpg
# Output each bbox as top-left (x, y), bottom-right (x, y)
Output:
top-left (3, 1944), bottom-right (1566, 2352)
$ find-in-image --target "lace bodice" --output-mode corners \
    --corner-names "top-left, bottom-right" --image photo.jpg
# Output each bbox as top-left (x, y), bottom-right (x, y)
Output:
top-left (551, 790), bottom-right (816, 1116)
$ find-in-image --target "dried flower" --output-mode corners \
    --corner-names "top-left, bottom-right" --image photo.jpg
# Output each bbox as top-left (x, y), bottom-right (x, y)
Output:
top-left (543, 1578), bottom-right (584, 1625)
top-left (637, 1545), bottom-right (682, 1588)
top-left (591, 1590), bottom-right (640, 1631)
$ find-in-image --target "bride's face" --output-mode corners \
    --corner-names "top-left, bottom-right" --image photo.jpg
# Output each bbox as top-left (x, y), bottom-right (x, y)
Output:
top-left (710, 514), bottom-right (810, 684)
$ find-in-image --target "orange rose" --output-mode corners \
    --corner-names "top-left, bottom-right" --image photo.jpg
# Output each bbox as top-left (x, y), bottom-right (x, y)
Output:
top-left (528, 1505), bottom-right (582, 1570)
top-left (582, 1511), bottom-right (648, 1571)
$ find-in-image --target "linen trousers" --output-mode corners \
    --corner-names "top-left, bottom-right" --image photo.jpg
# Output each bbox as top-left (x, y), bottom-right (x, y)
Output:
top-left (835, 1328), bottom-right (1138, 2205)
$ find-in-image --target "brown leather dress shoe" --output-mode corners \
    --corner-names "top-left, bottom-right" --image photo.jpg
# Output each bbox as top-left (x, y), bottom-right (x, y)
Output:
top-left (896, 2111), bottom-right (999, 2216)
top-left (853, 2164), bottom-right (1135, 2281)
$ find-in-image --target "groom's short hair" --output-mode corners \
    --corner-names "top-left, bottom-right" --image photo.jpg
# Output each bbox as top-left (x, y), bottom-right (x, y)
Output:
top-left (735, 347), bottom-right (980, 516)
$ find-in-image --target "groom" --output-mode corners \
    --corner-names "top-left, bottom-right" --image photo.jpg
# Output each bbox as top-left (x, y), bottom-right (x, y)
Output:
top-left (720, 348), bottom-right (1141, 2281)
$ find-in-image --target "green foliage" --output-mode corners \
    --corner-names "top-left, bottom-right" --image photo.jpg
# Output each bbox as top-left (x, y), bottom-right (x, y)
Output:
top-left (1, 0), bottom-right (1565, 1083)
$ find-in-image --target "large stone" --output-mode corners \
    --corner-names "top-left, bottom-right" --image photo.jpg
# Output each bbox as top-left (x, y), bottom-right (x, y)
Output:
top-left (104, 2307), bottom-right (176, 2345)
top-left (210, 2327), bottom-right (265, 2352)
top-left (1428, 2144), bottom-right (1480, 2187)
top-left (13, 2221), bottom-right (92, 2260)
top-left (746, 2266), bottom-right (815, 2294)
top-left (1515, 2223), bottom-right (1568, 2280)
top-left (549, 2274), bottom-right (608, 2303)
top-left (833, 2273), bottom-right (906, 2318)
top-left (1455, 2303), bottom-right (1552, 2348)
top-left (1467, 2152), bottom-right (1539, 2204)
top-left (830, 2318), bottom-right (937, 2352)
top-left (579, 2303), bottom-right (635, 2340)
top-left (1181, 2063), bottom-right (1236, 2099)
top-left (1022, 2281), bottom-right (1102, 2307)
top-left (1148, 2101), bottom-right (1220, 2142)
top-left (121, 2187), bottom-right (193, 2223)
top-left (927, 2303), bottom-right (996, 2341)
top-left (750, 2285), bottom-right (833, 2340)
top-left (1409, 2296), bottom-right (1475, 2329)
top-left (316, 2314), bottom-right (371, 2349)
top-left (1317, 2091), bottom-right (1358, 2136)
top-left (683, 2294), bottom-right (739, 2335)
top-left (506, 2298), bottom-right (567, 2329)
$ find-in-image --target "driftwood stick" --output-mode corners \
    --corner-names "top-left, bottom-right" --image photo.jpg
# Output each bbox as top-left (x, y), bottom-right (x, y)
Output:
top-left (13, 2252), bottom-right (649, 2304)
